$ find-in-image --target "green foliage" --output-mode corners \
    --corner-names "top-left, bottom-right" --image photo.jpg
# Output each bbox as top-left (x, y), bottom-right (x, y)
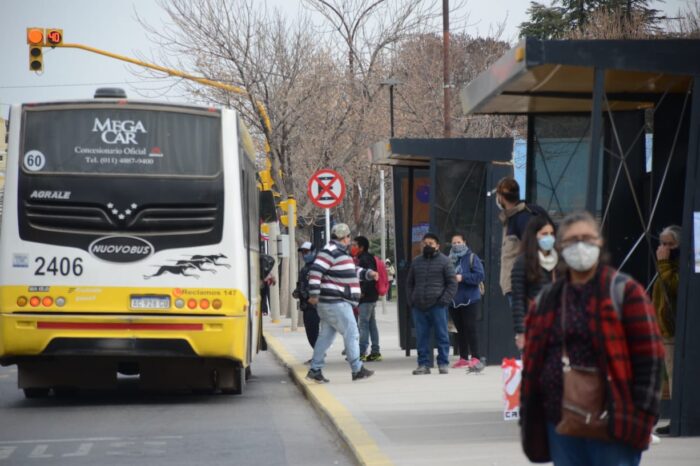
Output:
top-left (519, 0), bottom-right (664, 39)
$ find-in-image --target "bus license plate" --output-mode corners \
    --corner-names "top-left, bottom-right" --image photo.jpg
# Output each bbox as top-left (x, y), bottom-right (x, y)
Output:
top-left (130, 296), bottom-right (171, 310)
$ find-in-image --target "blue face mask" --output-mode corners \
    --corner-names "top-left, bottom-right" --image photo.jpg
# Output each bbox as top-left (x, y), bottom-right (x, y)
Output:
top-left (302, 252), bottom-right (315, 263)
top-left (538, 235), bottom-right (555, 252)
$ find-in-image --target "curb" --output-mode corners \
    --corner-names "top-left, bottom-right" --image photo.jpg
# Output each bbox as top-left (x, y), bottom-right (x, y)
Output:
top-left (264, 332), bottom-right (394, 466)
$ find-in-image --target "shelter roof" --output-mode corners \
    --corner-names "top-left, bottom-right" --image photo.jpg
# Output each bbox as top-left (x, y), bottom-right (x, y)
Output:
top-left (460, 38), bottom-right (700, 115)
top-left (370, 138), bottom-right (512, 167)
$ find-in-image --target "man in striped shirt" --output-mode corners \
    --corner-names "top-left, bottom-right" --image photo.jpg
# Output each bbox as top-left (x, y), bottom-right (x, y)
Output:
top-left (306, 223), bottom-right (378, 383)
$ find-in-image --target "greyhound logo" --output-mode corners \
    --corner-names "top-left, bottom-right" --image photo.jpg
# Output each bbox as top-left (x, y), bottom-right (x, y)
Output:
top-left (89, 236), bottom-right (153, 263)
top-left (144, 254), bottom-right (230, 279)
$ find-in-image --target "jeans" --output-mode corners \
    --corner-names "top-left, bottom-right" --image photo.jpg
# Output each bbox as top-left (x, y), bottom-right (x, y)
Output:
top-left (449, 301), bottom-right (479, 359)
top-left (359, 302), bottom-right (379, 355)
top-left (412, 305), bottom-right (450, 367)
top-left (546, 423), bottom-right (641, 466)
top-left (311, 301), bottom-right (362, 373)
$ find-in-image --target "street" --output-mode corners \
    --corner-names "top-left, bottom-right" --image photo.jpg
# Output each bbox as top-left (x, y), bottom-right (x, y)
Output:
top-left (0, 352), bottom-right (353, 466)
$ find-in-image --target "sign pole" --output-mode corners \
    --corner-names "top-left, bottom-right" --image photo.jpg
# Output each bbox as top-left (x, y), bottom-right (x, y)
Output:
top-left (325, 208), bottom-right (331, 246)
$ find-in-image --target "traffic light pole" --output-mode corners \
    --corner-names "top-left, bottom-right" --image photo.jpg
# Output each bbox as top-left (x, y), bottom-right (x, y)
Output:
top-left (47, 41), bottom-right (273, 149)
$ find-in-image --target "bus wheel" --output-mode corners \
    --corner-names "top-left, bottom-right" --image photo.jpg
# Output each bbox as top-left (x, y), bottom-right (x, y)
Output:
top-left (222, 366), bottom-right (245, 395)
top-left (23, 388), bottom-right (50, 399)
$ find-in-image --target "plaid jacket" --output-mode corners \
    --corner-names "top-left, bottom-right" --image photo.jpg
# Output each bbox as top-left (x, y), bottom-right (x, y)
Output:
top-left (521, 265), bottom-right (664, 451)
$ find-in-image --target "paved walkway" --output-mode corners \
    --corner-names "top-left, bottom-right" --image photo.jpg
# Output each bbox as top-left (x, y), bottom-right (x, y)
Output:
top-left (263, 301), bottom-right (699, 466)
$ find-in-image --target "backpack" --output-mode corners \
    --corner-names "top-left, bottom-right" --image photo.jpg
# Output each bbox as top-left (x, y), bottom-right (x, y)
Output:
top-left (469, 253), bottom-right (486, 296)
top-left (534, 270), bottom-right (629, 318)
top-left (374, 256), bottom-right (390, 297)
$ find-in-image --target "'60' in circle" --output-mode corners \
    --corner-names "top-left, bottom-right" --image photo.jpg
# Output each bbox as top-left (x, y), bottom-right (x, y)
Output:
top-left (24, 150), bottom-right (46, 172)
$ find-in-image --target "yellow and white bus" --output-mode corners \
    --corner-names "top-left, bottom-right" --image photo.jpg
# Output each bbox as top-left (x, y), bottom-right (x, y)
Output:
top-left (0, 90), bottom-right (262, 397)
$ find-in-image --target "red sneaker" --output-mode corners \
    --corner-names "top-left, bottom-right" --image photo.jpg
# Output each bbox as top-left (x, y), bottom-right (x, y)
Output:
top-left (452, 358), bottom-right (470, 368)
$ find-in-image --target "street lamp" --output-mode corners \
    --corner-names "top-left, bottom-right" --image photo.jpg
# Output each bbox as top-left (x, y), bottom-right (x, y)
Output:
top-left (380, 78), bottom-right (401, 138)
top-left (378, 78), bottom-right (401, 314)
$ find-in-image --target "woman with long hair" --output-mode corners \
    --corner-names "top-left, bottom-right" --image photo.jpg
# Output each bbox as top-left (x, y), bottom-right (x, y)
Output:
top-left (510, 215), bottom-right (558, 350)
top-left (520, 211), bottom-right (664, 465)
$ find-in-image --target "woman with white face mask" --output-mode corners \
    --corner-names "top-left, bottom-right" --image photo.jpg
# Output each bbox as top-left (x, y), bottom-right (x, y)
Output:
top-left (519, 211), bottom-right (664, 465)
top-left (510, 215), bottom-right (558, 350)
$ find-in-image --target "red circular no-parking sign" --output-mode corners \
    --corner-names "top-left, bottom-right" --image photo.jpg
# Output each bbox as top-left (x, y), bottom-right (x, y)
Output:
top-left (307, 169), bottom-right (346, 209)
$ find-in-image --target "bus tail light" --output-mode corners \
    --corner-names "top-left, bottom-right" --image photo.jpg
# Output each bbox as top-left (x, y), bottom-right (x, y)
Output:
top-left (187, 299), bottom-right (197, 309)
top-left (29, 296), bottom-right (41, 307)
top-left (42, 296), bottom-right (53, 307)
top-left (17, 296), bottom-right (28, 307)
top-left (212, 299), bottom-right (222, 310)
top-left (56, 297), bottom-right (66, 307)
top-left (199, 299), bottom-right (210, 310)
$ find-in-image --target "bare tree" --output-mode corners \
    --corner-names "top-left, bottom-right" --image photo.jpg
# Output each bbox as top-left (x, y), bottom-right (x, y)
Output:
top-left (138, 0), bottom-right (329, 197)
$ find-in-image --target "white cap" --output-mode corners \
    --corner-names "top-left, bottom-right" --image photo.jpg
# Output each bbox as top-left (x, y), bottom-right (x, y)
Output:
top-left (298, 241), bottom-right (313, 251)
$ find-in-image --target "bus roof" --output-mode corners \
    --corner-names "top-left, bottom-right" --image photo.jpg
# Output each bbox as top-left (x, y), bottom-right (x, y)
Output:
top-left (20, 98), bottom-right (222, 115)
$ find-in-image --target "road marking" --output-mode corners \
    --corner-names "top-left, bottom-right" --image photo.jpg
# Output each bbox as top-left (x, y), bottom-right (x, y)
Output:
top-left (29, 445), bottom-right (52, 458)
top-left (0, 375), bottom-right (10, 380)
top-left (0, 436), bottom-right (182, 445)
top-left (62, 443), bottom-right (93, 457)
top-left (0, 447), bottom-right (17, 460)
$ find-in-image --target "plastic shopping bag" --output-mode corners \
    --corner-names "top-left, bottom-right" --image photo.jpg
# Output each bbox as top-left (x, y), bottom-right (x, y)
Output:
top-left (502, 358), bottom-right (522, 421)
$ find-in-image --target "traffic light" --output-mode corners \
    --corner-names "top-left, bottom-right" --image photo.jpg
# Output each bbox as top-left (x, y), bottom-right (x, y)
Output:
top-left (26, 28), bottom-right (44, 72)
top-left (279, 197), bottom-right (297, 228)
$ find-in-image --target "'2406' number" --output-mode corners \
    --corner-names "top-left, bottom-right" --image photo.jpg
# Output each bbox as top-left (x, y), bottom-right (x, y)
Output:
top-left (34, 257), bottom-right (84, 276)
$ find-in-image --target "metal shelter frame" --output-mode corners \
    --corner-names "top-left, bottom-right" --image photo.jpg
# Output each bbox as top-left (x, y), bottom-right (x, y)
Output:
top-left (460, 38), bottom-right (700, 436)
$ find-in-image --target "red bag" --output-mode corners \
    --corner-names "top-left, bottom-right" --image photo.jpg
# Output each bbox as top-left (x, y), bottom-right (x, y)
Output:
top-left (374, 256), bottom-right (390, 296)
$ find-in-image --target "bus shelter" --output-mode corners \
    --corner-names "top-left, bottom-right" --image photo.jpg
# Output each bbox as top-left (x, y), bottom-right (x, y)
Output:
top-left (370, 138), bottom-right (518, 364)
top-left (459, 38), bottom-right (700, 436)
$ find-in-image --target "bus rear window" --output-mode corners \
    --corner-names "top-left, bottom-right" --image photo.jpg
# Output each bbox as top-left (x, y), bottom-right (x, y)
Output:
top-left (21, 106), bottom-right (221, 176)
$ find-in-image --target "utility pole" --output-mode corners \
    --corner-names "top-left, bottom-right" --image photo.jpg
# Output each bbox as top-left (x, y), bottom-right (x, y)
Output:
top-left (442, 0), bottom-right (451, 138)
top-left (380, 169), bottom-right (387, 314)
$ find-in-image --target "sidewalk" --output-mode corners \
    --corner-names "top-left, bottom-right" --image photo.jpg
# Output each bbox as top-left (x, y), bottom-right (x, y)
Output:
top-left (263, 301), bottom-right (699, 466)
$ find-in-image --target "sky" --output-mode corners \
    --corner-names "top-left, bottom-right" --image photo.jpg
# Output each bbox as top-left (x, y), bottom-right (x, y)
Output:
top-left (0, 0), bottom-right (689, 119)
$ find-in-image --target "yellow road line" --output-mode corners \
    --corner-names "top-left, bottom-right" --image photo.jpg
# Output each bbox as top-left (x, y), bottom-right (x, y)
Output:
top-left (264, 332), bottom-right (394, 466)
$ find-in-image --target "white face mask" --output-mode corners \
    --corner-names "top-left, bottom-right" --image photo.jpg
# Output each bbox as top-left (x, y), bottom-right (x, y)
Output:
top-left (561, 241), bottom-right (600, 272)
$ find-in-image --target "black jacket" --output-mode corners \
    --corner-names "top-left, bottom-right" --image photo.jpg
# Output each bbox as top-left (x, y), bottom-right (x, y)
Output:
top-left (357, 251), bottom-right (378, 304)
top-left (293, 260), bottom-right (316, 312)
top-left (510, 254), bottom-right (554, 334)
top-left (406, 251), bottom-right (457, 311)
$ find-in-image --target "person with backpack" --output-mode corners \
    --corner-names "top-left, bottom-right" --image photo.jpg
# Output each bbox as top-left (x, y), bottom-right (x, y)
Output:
top-left (495, 177), bottom-right (551, 308)
top-left (448, 233), bottom-right (485, 372)
top-left (351, 236), bottom-right (384, 362)
top-left (520, 211), bottom-right (664, 465)
top-left (510, 215), bottom-right (558, 351)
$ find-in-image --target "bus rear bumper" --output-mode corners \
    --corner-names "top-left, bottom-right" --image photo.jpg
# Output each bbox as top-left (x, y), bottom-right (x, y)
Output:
top-left (0, 313), bottom-right (249, 365)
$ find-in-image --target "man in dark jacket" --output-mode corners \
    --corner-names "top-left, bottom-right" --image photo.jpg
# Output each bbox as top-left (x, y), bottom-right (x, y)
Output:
top-left (406, 233), bottom-right (457, 375)
top-left (293, 241), bottom-right (319, 356)
top-left (352, 236), bottom-right (381, 362)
